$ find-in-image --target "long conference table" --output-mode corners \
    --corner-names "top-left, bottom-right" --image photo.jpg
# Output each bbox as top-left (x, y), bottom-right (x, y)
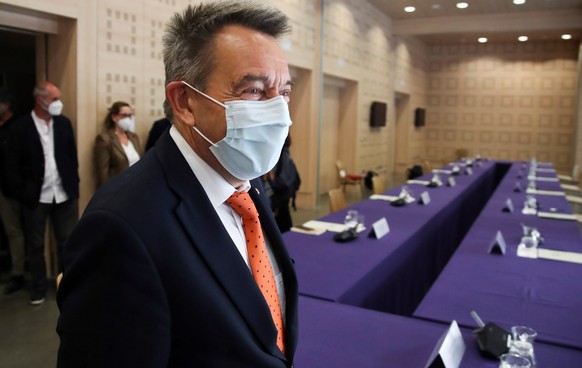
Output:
top-left (287, 159), bottom-right (582, 366)
top-left (414, 161), bottom-right (582, 350)
top-left (285, 160), bottom-right (505, 316)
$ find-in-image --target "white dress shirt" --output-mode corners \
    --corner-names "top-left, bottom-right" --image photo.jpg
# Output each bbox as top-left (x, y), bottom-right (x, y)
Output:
top-left (31, 111), bottom-right (69, 204)
top-left (169, 126), bottom-right (286, 319)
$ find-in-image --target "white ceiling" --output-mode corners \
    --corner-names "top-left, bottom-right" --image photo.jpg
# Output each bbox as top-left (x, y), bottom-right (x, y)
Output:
top-left (367, 0), bottom-right (582, 43)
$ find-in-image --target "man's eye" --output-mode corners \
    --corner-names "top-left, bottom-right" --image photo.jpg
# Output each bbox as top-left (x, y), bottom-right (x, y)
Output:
top-left (246, 88), bottom-right (261, 95)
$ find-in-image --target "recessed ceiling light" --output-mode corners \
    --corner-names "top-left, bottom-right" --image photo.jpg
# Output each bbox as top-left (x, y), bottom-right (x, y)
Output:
top-left (561, 34), bottom-right (572, 40)
top-left (404, 6), bottom-right (416, 12)
top-left (513, 0), bottom-right (526, 5)
top-left (478, 37), bottom-right (488, 43)
top-left (456, 2), bottom-right (469, 9)
top-left (518, 36), bottom-right (528, 42)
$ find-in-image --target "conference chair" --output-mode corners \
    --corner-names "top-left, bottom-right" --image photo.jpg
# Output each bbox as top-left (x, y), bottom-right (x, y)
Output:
top-left (422, 160), bottom-right (433, 174)
top-left (335, 160), bottom-right (363, 194)
top-left (328, 188), bottom-right (347, 213)
top-left (558, 164), bottom-right (579, 183)
top-left (371, 175), bottom-right (385, 195)
top-left (456, 148), bottom-right (468, 160)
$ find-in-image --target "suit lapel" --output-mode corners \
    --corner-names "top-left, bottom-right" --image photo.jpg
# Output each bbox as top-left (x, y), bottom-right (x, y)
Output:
top-left (154, 132), bottom-right (286, 360)
top-left (108, 130), bottom-right (126, 158)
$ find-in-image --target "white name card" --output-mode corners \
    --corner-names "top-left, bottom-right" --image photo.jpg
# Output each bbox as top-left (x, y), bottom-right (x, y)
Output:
top-left (425, 320), bottom-right (466, 368)
top-left (465, 167), bottom-right (473, 176)
top-left (368, 217), bottom-right (390, 239)
top-left (502, 198), bottom-right (514, 213)
top-left (447, 177), bottom-right (456, 187)
top-left (419, 191), bottom-right (431, 205)
top-left (488, 230), bottom-right (507, 255)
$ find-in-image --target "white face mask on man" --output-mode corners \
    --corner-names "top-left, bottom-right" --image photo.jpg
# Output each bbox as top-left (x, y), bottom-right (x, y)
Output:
top-left (181, 81), bottom-right (292, 181)
top-left (42, 99), bottom-right (64, 116)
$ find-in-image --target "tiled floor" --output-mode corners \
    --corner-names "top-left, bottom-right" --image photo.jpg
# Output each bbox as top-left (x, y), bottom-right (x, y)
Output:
top-left (0, 279), bottom-right (59, 368)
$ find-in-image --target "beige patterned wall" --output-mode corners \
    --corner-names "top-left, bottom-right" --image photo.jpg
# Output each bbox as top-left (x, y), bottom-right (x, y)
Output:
top-left (3, 0), bottom-right (393, 209)
top-left (322, 0), bottom-right (393, 176)
top-left (424, 41), bottom-right (579, 172)
top-left (393, 36), bottom-right (429, 169)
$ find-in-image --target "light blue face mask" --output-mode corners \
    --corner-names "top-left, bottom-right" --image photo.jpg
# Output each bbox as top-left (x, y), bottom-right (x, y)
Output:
top-left (181, 81), bottom-right (292, 181)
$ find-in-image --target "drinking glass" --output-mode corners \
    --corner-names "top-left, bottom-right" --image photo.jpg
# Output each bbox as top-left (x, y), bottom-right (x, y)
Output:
top-left (344, 210), bottom-right (359, 230)
top-left (499, 353), bottom-right (531, 368)
top-left (509, 326), bottom-right (537, 366)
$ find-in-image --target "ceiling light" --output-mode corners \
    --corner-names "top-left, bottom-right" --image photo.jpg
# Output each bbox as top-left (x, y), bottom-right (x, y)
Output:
top-left (478, 37), bottom-right (488, 43)
top-left (456, 2), bottom-right (469, 9)
top-left (513, 0), bottom-right (526, 4)
top-left (561, 34), bottom-right (572, 40)
top-left (432, 4), bottom-right (441, 9)
top-left (404, 6), bottom-right (416, 12)
top-left (518, 36), bottom-right (528, 42)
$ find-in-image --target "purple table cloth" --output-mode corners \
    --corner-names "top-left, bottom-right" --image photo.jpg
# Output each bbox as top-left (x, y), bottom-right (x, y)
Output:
top-left (296, 296), bottom-right (582, 367)
top-left (414, 162), bottom-right (582, 349)
top-left (284, 161), bottom-right (500, 315)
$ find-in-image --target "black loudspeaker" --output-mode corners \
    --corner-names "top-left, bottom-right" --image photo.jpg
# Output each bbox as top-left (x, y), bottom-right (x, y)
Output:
top-left (370, 101), bottom-right (387, 127)
top-left (414, 107), bottom-right (426, 127)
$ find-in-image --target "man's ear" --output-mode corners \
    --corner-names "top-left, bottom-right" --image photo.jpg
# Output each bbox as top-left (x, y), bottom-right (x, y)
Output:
top-left (166, 81), bottom-right (196, 126)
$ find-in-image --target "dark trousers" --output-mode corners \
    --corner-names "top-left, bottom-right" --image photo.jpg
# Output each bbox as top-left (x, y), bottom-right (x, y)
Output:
top-left (273, 196), bottom-right (292, 233)
top-left (22, 199), bottom-right (77, 292)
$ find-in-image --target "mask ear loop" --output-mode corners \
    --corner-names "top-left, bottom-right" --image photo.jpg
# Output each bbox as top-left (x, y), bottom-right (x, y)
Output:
top-left (180, 81), bottom-right (222, 148)
top-left (180, 81), bottom-right (228, 109)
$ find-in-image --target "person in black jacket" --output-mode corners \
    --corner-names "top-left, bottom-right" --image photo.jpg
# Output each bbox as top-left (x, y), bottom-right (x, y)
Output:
top-left (4, 81), bottom-right (79, 305)
top-left (0, 88), bottom-right (26, 295)
top-left (145, 117), bottom-right (171, 151)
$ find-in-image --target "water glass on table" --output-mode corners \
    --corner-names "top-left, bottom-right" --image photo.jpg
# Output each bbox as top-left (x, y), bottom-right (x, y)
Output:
top-left (499, 353), bottom-right (531, 368)
top-left (344, 210), bottom-right (359, 230)
top-left (509, 326), bottom-right (537, 366)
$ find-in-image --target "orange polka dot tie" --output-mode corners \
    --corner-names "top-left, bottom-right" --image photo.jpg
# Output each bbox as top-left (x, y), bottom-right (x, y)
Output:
top-left (226, 191), bottom-right (285, 354)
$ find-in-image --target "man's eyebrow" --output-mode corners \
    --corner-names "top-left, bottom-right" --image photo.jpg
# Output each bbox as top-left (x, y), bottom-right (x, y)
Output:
top-left (234, 75), bottom-right (294, 89)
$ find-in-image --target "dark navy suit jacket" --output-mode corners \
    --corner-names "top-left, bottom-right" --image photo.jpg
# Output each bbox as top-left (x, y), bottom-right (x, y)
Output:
top-left (4, 113), bottom-right (79, 208)
top-left (56, 130), bottom-right (298, 367)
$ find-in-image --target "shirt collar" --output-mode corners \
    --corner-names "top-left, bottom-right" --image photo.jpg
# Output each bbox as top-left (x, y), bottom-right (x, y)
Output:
top-left (169, 126), bottom-right (250, 207)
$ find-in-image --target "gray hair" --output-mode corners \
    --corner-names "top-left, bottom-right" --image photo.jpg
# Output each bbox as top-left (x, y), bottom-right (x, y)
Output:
top-left (162, 0), bottom-right (291, 120)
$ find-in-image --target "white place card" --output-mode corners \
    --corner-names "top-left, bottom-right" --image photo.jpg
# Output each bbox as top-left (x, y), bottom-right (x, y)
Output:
top-left (561, 184), bottom-right (580, 191)
top-left (302, 220), bottom-right (366, 234)
top-left (537, 212), bottom-right (577, 221)
top-left (447, 177), bottom-right (456, 187)
top-left (407, 179), bottom-right (431, 185)
top-left (538, 248), bottom-right (582, 264)
top-left (425, 320), bottom-right (466, 368)
top-left (419, 191), bottom-right (431, 205)
top-left (368, 217), bottom-right (390, 239)
top-left (488, 230), bottom-right (507, 255)
top-left (536, 168), bottom-right (555, 173)
top-left (465, 167), bottom-right (473, 176)
top-left (526, 189), bottom-right (565, 196)
top-left (290, 225), bottom-right (326, 236)
top-left (369, 194), bottom-right (399, 202)
top-left (566, 195), bottom-right (582, 204)
top-left (527, 176), bottom-right (559, 182)
top-left (433, 169), bottom-right (452, 174)
top-left (502, 198), bottom-right (514, 213)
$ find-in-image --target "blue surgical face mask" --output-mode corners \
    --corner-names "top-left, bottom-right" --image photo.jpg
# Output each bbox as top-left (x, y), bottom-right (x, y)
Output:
top-left (181, 81), bottom-right (292, 181)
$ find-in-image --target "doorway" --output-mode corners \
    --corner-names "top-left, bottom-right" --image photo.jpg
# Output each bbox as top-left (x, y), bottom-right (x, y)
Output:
top-left (394, 91), bottom-right (411, 179)
top-left (0, 27), bottom-right (37, 116)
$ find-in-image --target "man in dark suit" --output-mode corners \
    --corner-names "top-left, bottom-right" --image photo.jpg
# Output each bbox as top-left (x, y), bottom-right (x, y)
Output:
top-left (57, 2), bottom-right (298, 367)
top-left (145, 117), bottom-right (171, 151)
top-left (4, 81), bottom-right (79, 305)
